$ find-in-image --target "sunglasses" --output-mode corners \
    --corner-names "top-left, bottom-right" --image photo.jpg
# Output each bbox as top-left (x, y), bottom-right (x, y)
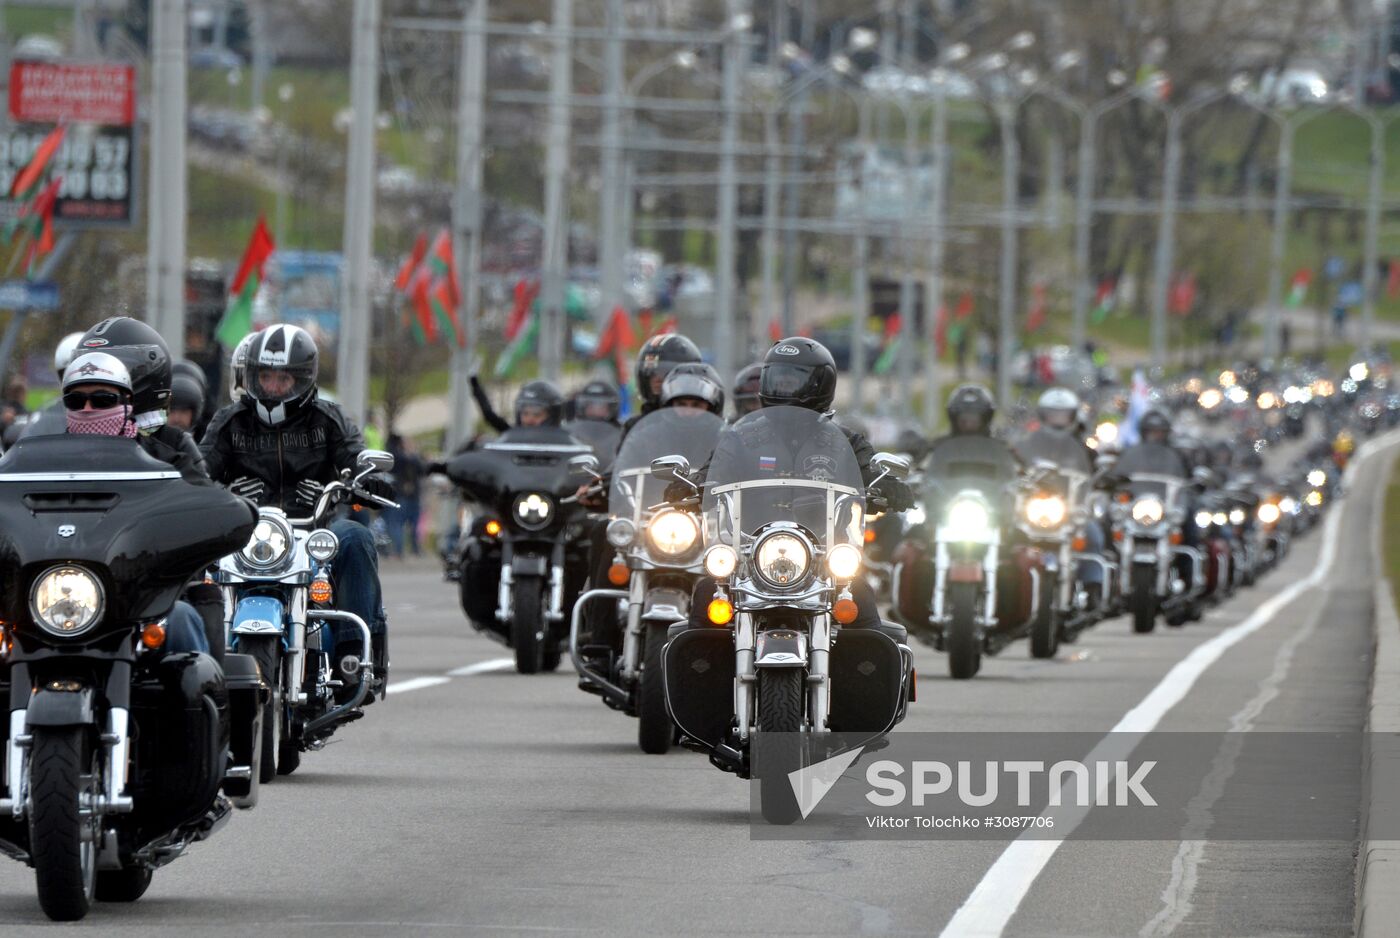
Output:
top-left (63, 390), bottom-right (126, 410)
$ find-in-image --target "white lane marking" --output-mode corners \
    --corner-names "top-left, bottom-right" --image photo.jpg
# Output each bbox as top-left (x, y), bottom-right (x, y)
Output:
top-left (386, 676), bottom-right (451, 695)
top-left (448, 657), bottom-right (516, 676)
top-left (385, 657), bottom-right (515, 695)
top-left (1141, 609), bottom-right (1320, 937)
top-left (938, 429), bottom-right (1398, 938)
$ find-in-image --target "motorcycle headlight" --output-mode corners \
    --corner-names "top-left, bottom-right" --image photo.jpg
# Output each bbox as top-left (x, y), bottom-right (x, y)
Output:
top-left (1229, 508), bottom-right (1246, 525)
top-left (1258, 502), bottom-right (1281, 525)
top-left (1198, 388), bottom-right (1223, 410)
top-left (753, 531), bottom-right (811, 588)
top-left (1306, 490), bottom-right (1324, 507)
top-left (1096, 422), bottom-right (1119, 445)
top-left (945, 497), bottom-right (993, 541)
top-left (1025, 494), bottom-right (1067, 529)
top-left (306, 529), bottom-right (339, 562)
top-left (646, 509), bottom-right (699, 559)
top-left (241, 514), bottom-right (293, 570)
top-left (1195, 510), bottom-right (1213, 529)
top-left (29, 565), bottom-right (104, 637)
top-left (1213, 511), bottom-right (1229, 526)
top-left (827, 543), bottom-right (863, 581)
top-left (704, 544), bottom-right (737, 579)
top-left (513, 492), bottom-right (554, 530)
top-left (1131, 497), bottom-right (1164, 525)
top-left (904, 504), bottom-right (927, 527)
top-left (1307, 469), bottom-right (1327, 488)
top-left (1280, 496), bottom-right (1298, 515)
top-left (606, 518), bottom-right (636, 548)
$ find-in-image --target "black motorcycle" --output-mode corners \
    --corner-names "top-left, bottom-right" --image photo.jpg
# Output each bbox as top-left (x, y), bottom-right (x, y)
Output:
top-left (0, 436), bottom-right (262, 920)
top-left (446, 427), bottom-right (593, 673)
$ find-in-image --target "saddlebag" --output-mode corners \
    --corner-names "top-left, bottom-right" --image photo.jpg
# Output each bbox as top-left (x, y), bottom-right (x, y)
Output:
top-left (996, 546), bottom-right (1040, 629)
top-left (130, 653), bottom-right (229, 836)
top-left (892, 539), bottom-right (934, 629)
top-left (663, 628), bottom-right (734, 749)
top-left (828, 629), bottom-right (905, 734)
top-left (220, 652), bottom-right (266, 799)
top-left (459, 535), bottom-right (502, 626)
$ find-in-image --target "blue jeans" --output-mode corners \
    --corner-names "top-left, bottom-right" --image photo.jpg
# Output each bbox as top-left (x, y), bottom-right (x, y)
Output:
top-left (166, 600), bottom-right (210, 654)
top-left (327, 518), bottom-right (386, 656)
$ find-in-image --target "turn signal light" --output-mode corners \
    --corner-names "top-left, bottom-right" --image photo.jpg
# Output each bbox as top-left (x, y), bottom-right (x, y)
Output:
top-left (141, 622), bottom-right (166, 649)
top-left (1112, 530), bottom-right (1124, 542)
top-left (310, 578), bottom-right (333, 604)
top-left (707, 597), bottom-right (734, 625)
top-left (1169, 531), bottom-right (1184, 545)
top-left (864, 528), bottom-right (876, 544)
top-left (485, 519), bottom-right (502, 537)
top-left (607, 562), bottom-right (629, 586)
top-left (1116, 492), bottom-right (1132, 504)
top-left (833, 596), bottom-right (859, 624)
top-left (909, 669), bottom-right (917, 702)
top-left (1072, 536), bottom-right (1087, 551)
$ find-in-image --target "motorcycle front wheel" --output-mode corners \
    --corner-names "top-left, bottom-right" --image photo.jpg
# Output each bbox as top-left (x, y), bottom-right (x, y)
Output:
top-left (637, 622), bottom-right (673, 754)
top-left (756, 667), bottom-right (805, 825)
top-left (511, 578), bottom-right (546, 674)
top-left (1029, 571), bottom-right (1060, 659)
top-left (946, 582), bottom-right (982, 679)
top-left (1131, 564), bottom-right (1158, 634)
top-left (243, 637), bottom-right (283, 782)
top-left (29, 727), bottom-right (99, 921)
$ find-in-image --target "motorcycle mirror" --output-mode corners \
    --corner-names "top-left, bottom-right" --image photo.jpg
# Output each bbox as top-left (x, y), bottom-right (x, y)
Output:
top-left (569, 453), bottom-right (601, 479)
top-left (1192, 466), bottom-right (1216, 488)
top-left (871, 452), bottom-right (911, 481)
top-left (650, 454), bottom-right (691, 480)
top-left (357, 449), bottom-right (395, 474)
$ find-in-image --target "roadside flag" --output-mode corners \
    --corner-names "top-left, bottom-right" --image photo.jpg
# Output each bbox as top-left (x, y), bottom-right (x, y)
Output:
top-left (216, 216), bottom-right (275, 348)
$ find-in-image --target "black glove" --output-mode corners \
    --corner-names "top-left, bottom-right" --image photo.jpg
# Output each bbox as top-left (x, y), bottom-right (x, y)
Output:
top-left (295, 479), bottom-right (324, 508)
top-left (870, 477), bottom-right (915, 513)
top-left (360, 476), bottom-right (394, 503)
top-left (229, 476), bottom-right (265, 501)
top-left (427, 460), bottom-right (447, 475)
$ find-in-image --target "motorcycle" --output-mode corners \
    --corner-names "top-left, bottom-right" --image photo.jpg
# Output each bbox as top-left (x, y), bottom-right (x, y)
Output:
top-left (569, 407), bottom-right (724, 753)
top-left (1109, 469), bottom-right (1205, 632)
top-left (446, 426), bottom-right (593, 673)
top-left (0, 436), bottom-right (261, 920)
top-left (213, 450), bottom-right (397, 782)
top-left (659, 406), bottom-right (914, 824)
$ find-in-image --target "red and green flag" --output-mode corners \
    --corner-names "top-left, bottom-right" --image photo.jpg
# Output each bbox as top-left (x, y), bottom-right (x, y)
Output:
top-left (408, 266), bottom-right (439, 345)
top-left (216, 216), bottom-right (276, 348)
top-left (4, 177), bottom-right (62, 276)
top-left (947, 292), bottom-right (974, 345)
top-left (1026, 282), bottom-right (1048, 333)
top-left (1091, 278), bottom-right (1117, 324)
top-left (1169, 272), bottom-right (1197, 317)
top-left (1286, 268), bottom-right (1312, 307)
top-left (394, 232), bottom-right (427, 291)
top-left (494, 310), bottom-right (539, 379)
top-left (873, 314), bottom-right (903, 376)
top-left (9, 125), bottom-right (66, 200)
top-left (595, 305), bottom-right (638, 391)
top-left (424, 229), bottom-right (464, 346)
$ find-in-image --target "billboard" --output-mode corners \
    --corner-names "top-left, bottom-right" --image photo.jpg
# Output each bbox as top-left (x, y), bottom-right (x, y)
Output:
top-left (0, 60), bottom-right (138, 229)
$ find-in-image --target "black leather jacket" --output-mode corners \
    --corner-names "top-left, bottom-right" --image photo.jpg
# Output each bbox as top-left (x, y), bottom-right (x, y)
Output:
top-left (199, 396), bottom-right (380, 511)
top-left (144, 424), bottom-right (209, 484)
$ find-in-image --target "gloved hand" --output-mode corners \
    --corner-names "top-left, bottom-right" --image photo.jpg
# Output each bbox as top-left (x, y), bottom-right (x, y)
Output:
top-left (229, 476), bottom-right (265, 501)
top-left (427, 460), bottom-right (448, 475)
top-left (359, 476), bottom-right (394, 503)
top-left (870, 477), bottom-right (915, 513)
top-left (295, 479), bottom-right (324, 508)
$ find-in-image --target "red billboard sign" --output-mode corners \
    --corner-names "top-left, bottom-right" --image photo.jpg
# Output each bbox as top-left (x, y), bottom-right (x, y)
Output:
top-left (8, 61), bottom-right (136, 126)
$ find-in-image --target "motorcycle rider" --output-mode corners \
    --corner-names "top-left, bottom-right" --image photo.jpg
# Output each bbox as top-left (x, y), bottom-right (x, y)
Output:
top-left (1119, 408), bottom-right (1190, 477)
top-left (660, 362), bottom-right (726, 415)
top-left (229, 331), bottom-right (257, 403)
top-left (569, 379), bottom-right (621, 424)
top-left (471, 375), bottom-right (566, 434)
top-left (169, 360), bottom-right (209, 437)
top-left (628, 333), bottom-right (703, 433)
top-left (199, 324), bottom-right (394, 693)
top-left (730, 362), bottom-right (763, 421)
top-left (10, 331), bottom-right (87, 443)
top-left (675, 338), bottom-right (913, 639)
top-left (61, 351), bottom-right (211, 655)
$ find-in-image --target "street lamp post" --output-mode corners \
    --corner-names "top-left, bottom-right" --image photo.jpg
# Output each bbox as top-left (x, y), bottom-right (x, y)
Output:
top-left (274, 82), bottom-right (294, 250)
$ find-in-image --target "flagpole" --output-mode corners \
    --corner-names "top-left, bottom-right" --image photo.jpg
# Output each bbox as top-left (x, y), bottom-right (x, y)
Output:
top-left (338, 0), bottom-right (380, 430)
top-left (450, 0), bottom-right (487, 451)
top-left (147, 0), bottom-right (188, 359)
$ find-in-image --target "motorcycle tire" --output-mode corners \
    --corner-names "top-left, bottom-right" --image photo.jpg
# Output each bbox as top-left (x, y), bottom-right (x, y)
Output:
top-left (29, 728), bottom-right (98, 921)
top-left (244, 638), bottom-right (282, 783)
top-left (277, 736), bottom-right (301, 776)
top-left (946, 582), bottom-right (982, 679)
top-left (757, 667), bottom-right (805, 826)
top-left (1029, 572), bottom-right (1060, 659)
top-left (512, 578), bottom-right (546, 674)
top-left (1131, 565), bottom-right (1158, 634)
top-left (637, 622), bottom-right (673, 754)
top-left (541, 646), bottom-right (562, 672)
top-left (95, 864), bottom-right (153, 903)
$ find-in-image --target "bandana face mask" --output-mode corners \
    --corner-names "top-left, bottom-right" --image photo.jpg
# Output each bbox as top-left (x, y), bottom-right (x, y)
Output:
top-left (67, 404), bottom-right (138, 438)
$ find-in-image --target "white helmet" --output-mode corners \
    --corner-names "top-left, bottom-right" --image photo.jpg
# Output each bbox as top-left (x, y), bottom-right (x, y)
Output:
top-left (1036, 387), bottom-right (1080, 431)
top-left (53, 332), bottom-right (86, 378)
top-left (62, 352), bottom-right (134, 395)
top-left (230, 332), bottom-right (258, 401)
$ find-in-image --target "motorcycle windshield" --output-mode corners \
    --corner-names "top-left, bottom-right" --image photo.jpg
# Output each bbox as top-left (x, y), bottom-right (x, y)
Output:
top-left (562, 419), bottom-right (622, 473)
top-left (445, 425), bottom-right (594, 509)
top-left (702, 406), bottom-right (865, 546)
top-left (0, 435), bottom-right (258, 623)
top-left (1013, 428), bottom-right (1092, 477)
top-left (923, 435), bottom-right (1019, 501)
top-left (610, 408), bottom-right (724, 527)
top-left (1115, 443), bottom-right (1189, 479)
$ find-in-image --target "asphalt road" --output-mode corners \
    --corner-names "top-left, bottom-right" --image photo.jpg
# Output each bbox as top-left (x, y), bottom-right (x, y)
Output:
top-left (0, 436), bottom-right (1392, 937)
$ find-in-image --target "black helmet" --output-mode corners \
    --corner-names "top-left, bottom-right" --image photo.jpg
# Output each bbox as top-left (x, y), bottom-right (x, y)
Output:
top-left (245, 324), bottom-right (319, 426)
top-left (947, 383), bottom-right (995, 435)
top-left (760, 337), bottom-right (837, 412)
top-left (571, 379), bottom-right (620, 422)
top-left (1036, 387), bottom-right (1079, 431)
top-left (635, 333), bottom-right (701, 408)
top-left (660, 362), bottom-right (726, 413)
top-left (78, 317), bottom-right (171, 431)
top-left (1139, 408), bottom-right (1172, 442)
top-left (170, 361), bottom-right (208, 426)
top-left (515, 380), bottom-right (564, 426)
top-left (731, 362), bottom-right (763, 419)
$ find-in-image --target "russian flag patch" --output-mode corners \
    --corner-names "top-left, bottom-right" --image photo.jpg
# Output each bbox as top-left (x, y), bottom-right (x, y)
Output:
top-left (758, 456), bottom-right (777, 471)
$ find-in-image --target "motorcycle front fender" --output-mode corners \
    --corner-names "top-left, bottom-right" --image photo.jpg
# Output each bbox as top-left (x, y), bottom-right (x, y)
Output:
top-left (26, 685), bottom-right (95, 727)
top-left (231, 595), bottom-right (286, 637)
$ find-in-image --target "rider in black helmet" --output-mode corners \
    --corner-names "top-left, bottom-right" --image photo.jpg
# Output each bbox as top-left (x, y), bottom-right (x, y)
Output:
top-left (635, 333), bottom-right (702, 414)
top-left (659, 362), bottom-right (726, 415)
top-left (169, 360), bottom-right (209, 437)
top-left (730, 362), bottom-right (763, 421)
top-left (570, 379), bottom-right (622, 424)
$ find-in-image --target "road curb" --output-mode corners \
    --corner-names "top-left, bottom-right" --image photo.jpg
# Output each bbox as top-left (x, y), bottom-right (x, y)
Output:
top-left (1358, 442), bottom-right (1400, 938)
